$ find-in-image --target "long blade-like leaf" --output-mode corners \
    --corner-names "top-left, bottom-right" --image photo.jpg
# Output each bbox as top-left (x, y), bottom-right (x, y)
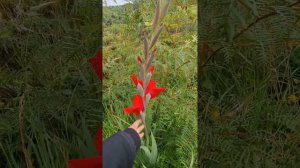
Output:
top-left (150, 132), bottom-right (158, 164)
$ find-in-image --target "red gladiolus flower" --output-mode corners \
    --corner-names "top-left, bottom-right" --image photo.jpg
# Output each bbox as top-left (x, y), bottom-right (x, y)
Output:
top-left (131, 75), bottom-right (164, 99)
top-left (146, 80), bottom-right (165, 99)
top-left (88, 49), bottom-right (103, 80)
top-left (124, 95), bottom-right (144, 116)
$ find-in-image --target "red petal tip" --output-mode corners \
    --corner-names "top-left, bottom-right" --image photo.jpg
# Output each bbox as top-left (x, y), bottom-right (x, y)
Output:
top-left (137, 56), bottom-right (143, 64)
top-left (149, 66), bottom-right (155, 73)
top-left (131, 74), bottom-right (138, 86)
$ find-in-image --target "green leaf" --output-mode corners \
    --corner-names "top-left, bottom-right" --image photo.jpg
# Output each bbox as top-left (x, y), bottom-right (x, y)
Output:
top-left (140, 146), bottom-right (151, 159)
top-left (150, 131), bottom-right (158, 164)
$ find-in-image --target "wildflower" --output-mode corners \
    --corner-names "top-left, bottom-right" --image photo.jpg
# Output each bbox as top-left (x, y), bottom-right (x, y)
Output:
top-left (124, 95), bottom-right (144, 116)
top-left (145, 80), bottom-right (165, 99)
top-left (131, 74), bottom-right (164, 99)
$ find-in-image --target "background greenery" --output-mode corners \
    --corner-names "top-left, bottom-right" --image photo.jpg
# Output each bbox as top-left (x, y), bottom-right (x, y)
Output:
top-left (103, 0), bottom-right (197, 167)
top-left (2, 0), bottom-right (299, 167)
top-left (0, 0), bottom-right (102, 167)
top-left (199, 0), bottom-right (300, 167)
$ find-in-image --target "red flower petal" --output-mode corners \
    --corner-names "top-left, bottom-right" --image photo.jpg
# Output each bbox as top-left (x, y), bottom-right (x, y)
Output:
top-left (132, 95), bottom-right (144, 112)
top-left (149, 66), bottom-right (155, 74)
top-left (150, 87), bottom-right (165, 99)
top-left (134, 110), bottom-right (142, 116)
top-left (146, 80), bottom-right (156, 91)
top-left (124, 107), bottom-right (138, 114)
top-left (123, 95), bottom-right (144, 116)
top-left (88, 49), bottom-right (103, 80)
top-left (95, 127), bottom-right (102, 155)
top-left (131, 74), bottom-right (143, 87)
top-left (146, 80), bottom-right (164, 99)
top-left (68, 156), bottom-right (101, 168)
top-left (137, 56), bottom-right (143, 64)
top-left (131, 74), bottom-right (139, 86)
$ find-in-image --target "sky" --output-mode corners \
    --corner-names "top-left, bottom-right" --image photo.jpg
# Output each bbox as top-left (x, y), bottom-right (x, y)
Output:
top-left (103, 0), bottom-right (130, 6)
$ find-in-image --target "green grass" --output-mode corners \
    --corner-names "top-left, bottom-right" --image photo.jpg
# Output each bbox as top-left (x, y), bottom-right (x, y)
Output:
top-left (199, 0), bottom-right (300, 166)
top-left (0, 0), bottom-right (102, 167)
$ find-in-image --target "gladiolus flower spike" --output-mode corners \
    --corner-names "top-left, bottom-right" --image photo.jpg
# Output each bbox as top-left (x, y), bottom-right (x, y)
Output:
top-left (124, 60), bottom-right (165, 118)
top-left (124, 0), bottom-right (170, 121)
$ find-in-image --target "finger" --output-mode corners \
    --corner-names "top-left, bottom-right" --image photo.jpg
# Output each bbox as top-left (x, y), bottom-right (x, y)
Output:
top-left (136, 124), bottom-right (145, 133)
top-left (130, 119), bottom-right (142, 129)
top-left (139, 132), bottom-right (144, 139)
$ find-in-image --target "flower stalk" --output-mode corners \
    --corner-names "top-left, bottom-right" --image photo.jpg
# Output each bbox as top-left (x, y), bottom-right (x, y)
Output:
top-left (124, 1), bottom-right (171, 124)
top-left (122, 1), bottom-right (171, 165)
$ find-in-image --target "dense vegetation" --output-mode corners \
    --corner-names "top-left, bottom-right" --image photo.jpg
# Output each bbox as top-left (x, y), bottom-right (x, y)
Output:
top-left (199, 0), bottom-right (300, 167)
top-left (0, 0), bottom-right (102, 167)
top-left (1, 0), bottom-right (299, 167)
top-left (103, 0), bottom-right (197, 167)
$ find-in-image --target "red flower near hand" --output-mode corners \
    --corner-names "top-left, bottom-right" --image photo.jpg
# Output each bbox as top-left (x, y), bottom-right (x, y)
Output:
top-left (124, 95), bottom-right (144, 116)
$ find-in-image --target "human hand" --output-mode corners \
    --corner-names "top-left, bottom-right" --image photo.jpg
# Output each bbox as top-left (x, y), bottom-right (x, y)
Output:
top-left (129, 119), bottom-right (145, 139)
